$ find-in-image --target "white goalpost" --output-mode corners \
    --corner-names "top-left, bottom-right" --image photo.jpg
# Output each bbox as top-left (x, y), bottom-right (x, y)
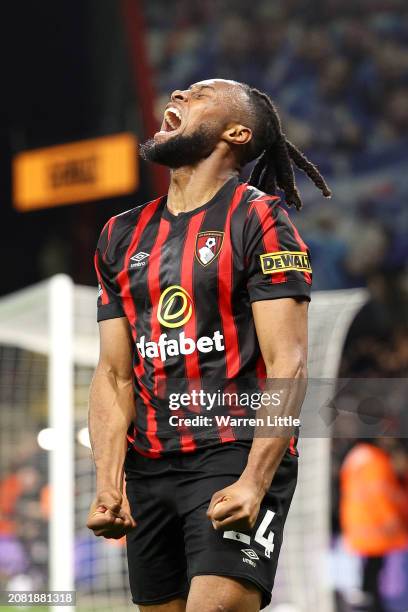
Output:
top-left (0, 276), bottom-right (368, 612)
top-left (48, 276), bottom-right (75, 606)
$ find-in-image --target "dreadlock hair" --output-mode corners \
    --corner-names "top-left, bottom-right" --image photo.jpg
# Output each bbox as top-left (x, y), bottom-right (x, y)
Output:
top-left (239, 85), bottom-right (331, 210)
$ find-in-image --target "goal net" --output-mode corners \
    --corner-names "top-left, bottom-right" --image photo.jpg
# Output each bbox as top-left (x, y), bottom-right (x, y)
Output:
top-left (0, 276), bottom-right (367, 612)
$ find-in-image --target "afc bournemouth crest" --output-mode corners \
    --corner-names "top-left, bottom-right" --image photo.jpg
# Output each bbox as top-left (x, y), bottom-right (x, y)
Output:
top-left (195, 231), bottom-right (224, 266)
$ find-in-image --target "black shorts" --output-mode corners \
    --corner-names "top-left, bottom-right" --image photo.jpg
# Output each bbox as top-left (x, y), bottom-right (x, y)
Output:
top-left (124, 442), bottom-right (298, 610)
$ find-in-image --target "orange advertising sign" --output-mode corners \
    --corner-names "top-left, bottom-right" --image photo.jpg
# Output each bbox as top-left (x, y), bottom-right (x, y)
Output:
top-left (13, 133), bottom-right (138, 211)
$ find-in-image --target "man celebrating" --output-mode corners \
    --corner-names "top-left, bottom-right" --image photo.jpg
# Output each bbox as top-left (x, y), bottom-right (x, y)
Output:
top-left (87, 79), bottom-right (331, 611)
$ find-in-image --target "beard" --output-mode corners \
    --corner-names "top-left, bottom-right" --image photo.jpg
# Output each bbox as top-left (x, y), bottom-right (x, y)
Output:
top-left (140, 123), bottom-right (221, 169)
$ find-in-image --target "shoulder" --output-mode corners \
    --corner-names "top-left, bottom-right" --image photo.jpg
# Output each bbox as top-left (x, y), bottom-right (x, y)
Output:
top-left (98, 196), bottom-right (163, 242)
top-left (244, 184), bottom-right (280, 205)
top-left (230, 184), bottom-right (287, 245)
top-left (96, 196), bottom-right (164, 256)
top-left (233, 183), bottom-right (281, 220)
top-left (229, 183), bottom-right (281, 232)
top-left (106, 197), bottom-right (163, 235)
top-left (231, 184), bottom-right (287, 240)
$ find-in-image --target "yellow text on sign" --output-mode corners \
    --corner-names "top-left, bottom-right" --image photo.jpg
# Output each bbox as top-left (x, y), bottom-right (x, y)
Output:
top-left (13, 132), bottom-right (138, 211)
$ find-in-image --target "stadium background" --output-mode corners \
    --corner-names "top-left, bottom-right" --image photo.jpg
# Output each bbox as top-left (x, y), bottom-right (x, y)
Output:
top-left (0, 1), bottom-right (407, 611)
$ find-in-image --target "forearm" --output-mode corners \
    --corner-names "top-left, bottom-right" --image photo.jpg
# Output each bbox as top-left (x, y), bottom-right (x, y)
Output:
top-left (241, 359), bottom-right (307, 494)
top-left (88, 364), bottom-right (135, 493)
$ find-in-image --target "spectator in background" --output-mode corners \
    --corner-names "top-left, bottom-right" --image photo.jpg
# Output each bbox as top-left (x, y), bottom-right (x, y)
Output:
top-left (345, 207), bottom-right (389, 284)
top-left (0, 469), bottom-right (27, 588)
top-left (0, 441), bottom-right (49, 590)
top-left (340, 438), bottom-right (408, 612)
top-left (13, 464), bottom-right (48, 589)
top-left (306, 209), bottom-right (349, 290)
top-left (340, 265), bottom-right (408, 378)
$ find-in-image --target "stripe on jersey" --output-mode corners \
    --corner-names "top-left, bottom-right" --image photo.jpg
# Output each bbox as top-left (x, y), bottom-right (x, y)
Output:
top-left (116, 198), bottom-right (163, 454)
top-left (104, 216), bottom-right (117, 258)
top-left (217, 183), bottom-right (247, 379)
top-left (280, 207), bottom-right (312, 285)
top-left (147, 217), bottom-right (171, 393)
top-left (174, 213), bottom-right (207, 453)
top-left (181, 212), bottom-right (206, 381)
top-left (94, 253), bottom-right (109, 306)
top-left (289, 436), bottom-right (298, 456)
top-left (216, 183), bottom-right (248, 443)
top-left (95, 217), bottom-right (118, 306)
top-left (145, 217), bottom-right (171, 453)
top-left (117, 198), bottom-right (163, 328)
top-left (252, 197), bottom-right (286, 284)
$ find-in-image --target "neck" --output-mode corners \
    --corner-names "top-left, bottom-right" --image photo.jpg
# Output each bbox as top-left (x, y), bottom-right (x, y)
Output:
top-left (166, 143), bottom-right (239, 215)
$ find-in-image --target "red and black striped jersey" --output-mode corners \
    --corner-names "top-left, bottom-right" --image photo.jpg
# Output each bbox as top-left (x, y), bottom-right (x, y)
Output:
top-left (94, 177), bottom-right (312, 458)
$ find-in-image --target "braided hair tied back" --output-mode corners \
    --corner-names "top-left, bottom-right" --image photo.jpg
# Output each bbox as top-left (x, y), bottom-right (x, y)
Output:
top-left (243, 86), bottom-right (331, 210)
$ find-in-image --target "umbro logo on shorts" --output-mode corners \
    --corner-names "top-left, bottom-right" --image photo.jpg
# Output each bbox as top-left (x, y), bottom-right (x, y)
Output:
top-left (241, 549), bottom-right (259, 560)
top-left (241, 549), bottom-right (259, 567)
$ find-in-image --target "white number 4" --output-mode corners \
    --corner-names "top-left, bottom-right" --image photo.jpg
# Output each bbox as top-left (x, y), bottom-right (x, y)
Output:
top-left (254, 510), bottom-right (276, 558)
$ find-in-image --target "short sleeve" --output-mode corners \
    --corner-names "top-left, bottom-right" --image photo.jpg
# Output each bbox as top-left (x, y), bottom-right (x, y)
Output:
top-left (244, 197), bottom-right (312, 303)
top-left (94, 220), bottom-right (125, 322)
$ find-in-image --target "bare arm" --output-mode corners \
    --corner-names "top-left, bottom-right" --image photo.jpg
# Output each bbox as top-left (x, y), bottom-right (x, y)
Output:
top-left (241, 298), bottom-right (308, 493)
top-left (87, 317), bottom-right (137, 538)
top-left (208, 298), bottom-right (308, 531)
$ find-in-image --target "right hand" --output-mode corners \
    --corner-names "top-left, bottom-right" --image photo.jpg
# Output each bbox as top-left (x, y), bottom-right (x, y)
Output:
top-left (87, 489), bottom-right (136, 539)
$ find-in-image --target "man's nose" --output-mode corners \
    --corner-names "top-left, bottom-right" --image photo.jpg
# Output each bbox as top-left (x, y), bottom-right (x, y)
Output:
top-left (171, 89), bottom-right (188, 103)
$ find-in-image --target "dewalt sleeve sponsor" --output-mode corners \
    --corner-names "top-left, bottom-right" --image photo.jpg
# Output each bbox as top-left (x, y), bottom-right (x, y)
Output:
top-left (260, 251), bottom-right (312, 275)
top-left (244, 198), bottom-right (312, 303)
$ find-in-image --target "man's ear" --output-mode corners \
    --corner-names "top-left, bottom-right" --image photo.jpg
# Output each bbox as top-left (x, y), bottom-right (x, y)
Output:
top-left (222, 124), bottom-right (252, 146)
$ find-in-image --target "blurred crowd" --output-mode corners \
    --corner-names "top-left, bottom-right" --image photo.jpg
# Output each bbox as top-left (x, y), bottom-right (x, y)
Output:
top-left (0, 438), bottom-right (49, 591)
top-left (144, 0), bottom-right (408, 292)
top-left (146, 0), bottom-right (408, 154)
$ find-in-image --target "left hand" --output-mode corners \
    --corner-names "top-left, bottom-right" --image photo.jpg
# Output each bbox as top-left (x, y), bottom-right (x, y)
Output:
top-left (207, 478), bottom-right (263, 532)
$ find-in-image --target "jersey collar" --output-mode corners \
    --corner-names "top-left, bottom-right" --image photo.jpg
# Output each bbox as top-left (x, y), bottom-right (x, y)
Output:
top-left (162, 176), bottom-right (240, 222)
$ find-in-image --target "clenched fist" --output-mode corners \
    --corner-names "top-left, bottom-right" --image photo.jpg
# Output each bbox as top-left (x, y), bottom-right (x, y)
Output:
top-left (207, 478), bottom-right (263, 532)
top-left (87, 489), bottom-right (136, 539)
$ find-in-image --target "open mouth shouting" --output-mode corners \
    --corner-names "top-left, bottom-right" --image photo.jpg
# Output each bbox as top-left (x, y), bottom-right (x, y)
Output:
top-left (155, 105), bottom-right (183, 139)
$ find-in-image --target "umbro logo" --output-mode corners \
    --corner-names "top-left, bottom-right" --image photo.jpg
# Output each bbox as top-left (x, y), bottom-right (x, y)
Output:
top-left (241, 548), bottom-right (258, 567)
top-left (241, 549), bottom-right (259, 560)
top-left (131, 251), bottom-right (149, 262)
top-left (130, 251), bottom-right (149, 268)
